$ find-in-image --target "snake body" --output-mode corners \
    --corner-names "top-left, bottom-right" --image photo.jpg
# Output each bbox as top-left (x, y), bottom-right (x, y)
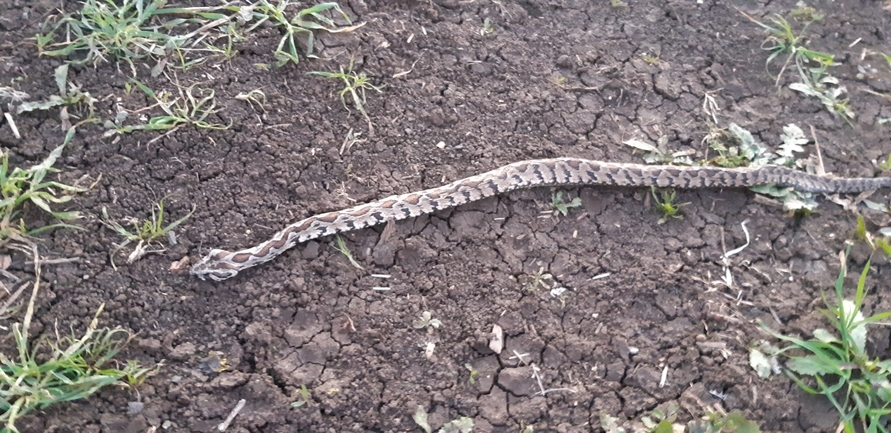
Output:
top-left (190, 158), bottom-right (891, 281)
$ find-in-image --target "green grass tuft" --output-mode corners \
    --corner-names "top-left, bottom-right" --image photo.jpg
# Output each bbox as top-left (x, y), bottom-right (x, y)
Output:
top-left (0, 128), bottom-right (87, 248)
top-left (101, 195), bottom-right (195, 265)
top-left (308, 58), bottom-right (384, 134)
top-left (1, 279), bottom-right (154, 433)
top-left (757, 248), bottom-right (891, 432)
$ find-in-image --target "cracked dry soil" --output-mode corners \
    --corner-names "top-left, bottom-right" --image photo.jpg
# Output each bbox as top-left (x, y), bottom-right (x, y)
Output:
top-left (2, 0), bottom-right (891, 432)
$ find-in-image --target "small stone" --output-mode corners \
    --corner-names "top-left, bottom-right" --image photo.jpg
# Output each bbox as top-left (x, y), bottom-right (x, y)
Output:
top-left (127, 401), bottom-right (144, 415)
top-left (169, 342), bottom-right (196, 360)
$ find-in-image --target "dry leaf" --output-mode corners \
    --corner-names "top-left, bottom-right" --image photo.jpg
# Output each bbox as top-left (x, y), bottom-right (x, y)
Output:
top-left (489, 324), bottom-right (503, 354)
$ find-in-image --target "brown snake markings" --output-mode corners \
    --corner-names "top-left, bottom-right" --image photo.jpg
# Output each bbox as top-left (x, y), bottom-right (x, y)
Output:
top-left (190, 158), bottom-right (891, 281)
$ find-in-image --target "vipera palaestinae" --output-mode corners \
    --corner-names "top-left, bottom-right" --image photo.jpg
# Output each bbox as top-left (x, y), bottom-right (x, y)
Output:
top-left (190, 158), bottom-right (890, 281)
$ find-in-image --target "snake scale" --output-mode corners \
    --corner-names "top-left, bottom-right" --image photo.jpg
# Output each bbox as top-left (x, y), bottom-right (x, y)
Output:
top-left (190, 158), bottom-right (891, 281)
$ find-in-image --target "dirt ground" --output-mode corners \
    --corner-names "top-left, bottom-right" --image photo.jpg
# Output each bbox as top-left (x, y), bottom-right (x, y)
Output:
top-left (2, 0), bottom-right (891, 432)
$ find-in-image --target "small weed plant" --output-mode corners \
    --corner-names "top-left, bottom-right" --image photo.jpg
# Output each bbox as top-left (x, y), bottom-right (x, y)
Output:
top-left (752, 248), bottom-right (891, 433)
top-left (550, 191), bottom-right (582, 216)
top-left (526, 267), bottom-right (554, 292)
top-left (308, 58), bottom-right (384, 133)
top-left (738, 12), bottom-right (831, 81)
top-left (37, 0), bottom-right (184, 68)
top-left (412, 311), bottom-right (442, 331)
top-left (234, 89), bottom-right (268, 111)
top-left (37, 0), bottom-right (362, 73)
top-left (250, 1), bottom-right (362, 67)
top-left (101, 195), bottom-right (195, 264)
top-left (852, 215), bottom-right (891, 258)
top-left (789, 74), bottom-right (854, 124)
top-left (712, 123), bottom-right (817, 213)
top-left (601, 404), bottom-right (760, 433)
top-left (0, 130), bottom-right (86, 248)
top-left (624, 135), bottom-right (695, 165)
top-left (413, 405), bottom-right (474, 433)
top-left (290, 384), bottom-right (311, 408)
top-left (739, 11), bottom-right (853, 122)
top-left (1, 277), bottom-right (153, 433)
top-left (332, 235), bottom-right (364, 269)
top-left (479, 18), bottom-right (494, 36)
top-left (688, 411), bottom-right (761, 433)
top-left (464, 363), bottom-right (478, 384)
top-left (104, 81), bottom-right (230, 139)
top-left (640, 52), bottom-right (660, 66)
top-left (14, 65), bottom-right (96, 121)
top-left (651, 188), bottom-right (688, 224)
top-left (790, 2), bottom-right (824, 22)
top-left (630, 123), bottom-right (818, 214)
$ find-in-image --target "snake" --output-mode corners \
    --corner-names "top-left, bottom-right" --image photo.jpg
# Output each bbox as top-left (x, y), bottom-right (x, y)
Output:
top-left (190, 158), bottom-right (891, 281)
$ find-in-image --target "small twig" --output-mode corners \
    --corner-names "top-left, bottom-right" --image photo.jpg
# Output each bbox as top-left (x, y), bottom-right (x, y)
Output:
top-left (808, 124), bottom-right (826, 175)
top-left (0, 280), bottom-right (31, 319)
top-left (530, 363), bottom-right (578, 396)
top-left (0, 269), bottom-right (21, 283)
top-left (25, 257), bottom-right (82, 266)
top-left (3, 112), bottom-right (20, 139)
top-left (217, 399), bottom-right (246, 431)
top-left (343, 314), bottom-right (356, 332)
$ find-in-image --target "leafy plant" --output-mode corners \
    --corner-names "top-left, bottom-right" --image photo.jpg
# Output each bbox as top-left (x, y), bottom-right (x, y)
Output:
top-left (602, 407), bottom-right (760, 433)
top-left (35, 0), bottom-right (242, 73)
top-left (739, 12), bottom-right (830, 82)
top-left (101, 195), bottom-right (195, 264)
top-left (640, 52), bottom-right (660, 66)
top-left (251, 1), bottom-right (361, 67)
top-left (651, 188), bottom-right (688, 224)
top-left (688, 411), bottom-right (761, 433)
top-left (36, 1), bottom-right (363, 75)
top-left (851, 215), bottom-right (891, 258)
top-left (526, 267), bottom-right (553, 292)
top-left (637, 123), bottom-right (816, 213)
top-left (464, 363), bottom-right (478, 384)
top-left (37, 0), bottom-right (182, 67)
top-left (624, 136), bottom-right (695, 165)
top-left (789, 75), bottom-right (854, 124)
top-left (855, 215), bottom-right (869, 241)
top-left (235, 89), bottom-right (267, 110)
top-left (879, 154), bottom-right (891, 171)
top-left (600, 414), bottom-right (626, 433)
top-left (0, 130), bottom-right (86, 248)
top-left (103, 81), bottom-right (230, 138)
top-left (755, 248), bottom-right (891, 433)
top-left (1, 279), bottom-right (153, 433)
top-left (290, 385), bottom-right (311, 408)
top-left (790, 2), bottom-right (824, 22)
top-left (550, 191), bottom-right (582, 216)
top-left (744, 13), bottom-right (802, 77)
top-left (413, 406), bottom-right (473, 433)
top-left (641, 403), bottom-right (678, 433)
top-left (308, 58), bottom-right (384, 133)
top-left (739, 10), bottom-right (852, 123)
top-left (721, 123), bottom-right (817, 213)
top-left (438, 418), bottom-right (473, 433)
top-left (412, 311), bottom-right (442, 331)
top-left (14, 65), bottom-right (96, 119)
top-left (876, 238), bottom-right (891, 258)
top-left (479, 18), bottom-right (493, 36)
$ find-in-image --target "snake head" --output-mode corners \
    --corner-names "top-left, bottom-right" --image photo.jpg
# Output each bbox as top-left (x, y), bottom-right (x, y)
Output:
top-left (190, 249), bottom-right (239, 281)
